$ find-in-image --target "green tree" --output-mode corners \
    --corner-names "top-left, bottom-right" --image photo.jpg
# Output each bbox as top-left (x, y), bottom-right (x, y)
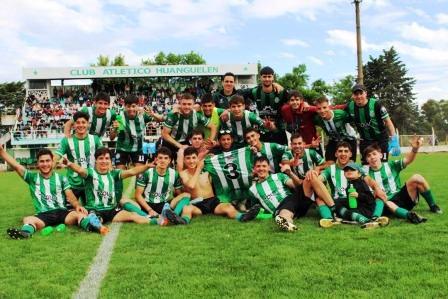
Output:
top-left (330, 75), bottom-right (355, 105)
top-left (112, 54), bottom-right (127, 66)
top-left (277, 64), bottom-right (309, 90)
top-left (363, 47), bottom-right (418, 134)
top-left (421, 99), bottom-right (448, 139)
top-left (92, 55), bottom-right (110, 67)
top-left (141, 51), bottom-right (205, 65)
top-left (0, 81), bottom-right (25, 109)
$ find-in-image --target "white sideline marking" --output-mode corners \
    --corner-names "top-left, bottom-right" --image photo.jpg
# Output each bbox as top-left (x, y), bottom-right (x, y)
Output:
top-left (73, 177), bottom-right (136, 299)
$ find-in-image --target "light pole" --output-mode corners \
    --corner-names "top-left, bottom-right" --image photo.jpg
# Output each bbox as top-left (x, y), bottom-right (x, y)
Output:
top-left (354, 0), bottom-right (363, 85)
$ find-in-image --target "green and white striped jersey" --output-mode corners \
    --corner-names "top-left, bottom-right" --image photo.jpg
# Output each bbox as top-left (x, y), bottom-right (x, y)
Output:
top-left (136, 167), bottom-right (182, 203)
top-left (313, 109), bottom-right (356, 141)
top-left (78, 106), bottom-right (116, 137)
top-left (321, 163), bottom-right (366, 200)
top-left (282, 149), bottom-right (325, 179)
top-left (363, 159), bottom-right (405, 200)
top-left (56, 134), bottom-right (103, 189)
top-left (221, 110), bottom-right (265, 147)
top-left (257, 142), bottom-right (288, 173)
top-left (116, 111), bottom-right (152, 153)
top-left (22, 170), bottom-right (70, 214)
top-left (163, 111), bottom-right (210, 143)
top-left (204, 147), bottom-right (254, 202)
top-left (84, 168), bottom-right (122, 211)
top-left (248, 173), bottom-right (292, 214)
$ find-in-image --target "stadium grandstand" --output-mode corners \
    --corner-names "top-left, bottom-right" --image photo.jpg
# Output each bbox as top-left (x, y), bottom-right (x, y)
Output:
top-left (4, 64), bottom-right (257, 167)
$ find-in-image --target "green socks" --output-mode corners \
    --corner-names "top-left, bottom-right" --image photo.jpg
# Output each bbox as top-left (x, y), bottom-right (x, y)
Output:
top-left (182, 216), bottom-right (191, 224)
top-left (373, 200), bottom-right (385, 218)
top-left (149, 218), bottom-right (158, 225)
top-left (318, 205), bottom-right (333, 219)
top-left (21, 224), bottom-right (36, 235)
top-left (122, 202), bottom-right (148, 217)
top-left (395, 207), bottom-right (410, 219)
top-left (235, 212), bottom-right (243, 221)
top-left (421, 190), bottom-right (436, 207)
top-left (174, 197), bottom-right (190, 215)
top-left (79, 217), bottom-right (90, 231)
top-left (351, 212), bottom-right (369, 224)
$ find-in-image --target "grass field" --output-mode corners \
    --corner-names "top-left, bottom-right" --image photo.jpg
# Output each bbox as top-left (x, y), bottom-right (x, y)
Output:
top-left (1, 153), bottom-right (447, 298)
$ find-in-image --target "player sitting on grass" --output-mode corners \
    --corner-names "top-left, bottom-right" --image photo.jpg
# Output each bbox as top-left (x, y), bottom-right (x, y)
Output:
top-left (64, 147), bottom-right (155, 224)
top-left (166, 146), bottom-right (260, 225)
top-left (363, 136), bottom-right (442, 224)
top-left (338, 162), bottom-right (390, 229)
top-left (1, 145), bottom-right (107, 239)
top-left (134, 147), bottom-right (191, 225)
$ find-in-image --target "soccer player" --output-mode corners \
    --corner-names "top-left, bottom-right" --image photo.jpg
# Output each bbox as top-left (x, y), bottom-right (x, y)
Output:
top-left (345, 84), bottom-right (400, 164)
top-left (166, 147), bottom-right (260, 224)
top-left (64, 147), bottom-right (154, 224)
top-left (314, 96), bottom-right (357, 163)
top-left (363, 137), bottom-right (442, 223)
top-left (212, 72), bottom-right (239, 109)
top-left (244, 127), bottom-right (287, 173)
top-left (134, 147), bottom-right (190, 224)
top-left (198, 93), bottom-right (225, 139)
top-left (161, 93), bottom-right (217, 154)
top-left (114, 94), bottom-right (155, 170)
top-left (221, 95), bottom-right (269, 149)
top-left (319, 142), bottom-right (388, 225)
top-left (1, 145), bottom-right (107, 239)
top-left (176, 129), bottom-right (210, 171)
top-left (211, 129), bottom-right (235, 155)
top-left (54, 111), bottom-right (103, 205)
top-left (64, 92), bottom-right (116, 138)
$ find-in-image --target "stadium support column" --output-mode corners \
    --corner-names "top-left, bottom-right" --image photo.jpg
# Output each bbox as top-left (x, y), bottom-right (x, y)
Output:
top-left (354, 0), bottom-right (363, 85)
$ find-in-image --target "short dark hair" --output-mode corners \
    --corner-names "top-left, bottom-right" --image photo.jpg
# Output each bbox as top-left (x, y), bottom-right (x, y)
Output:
top-left (180, 93), bottom-right (194, 101)
top-left (189, 128), bottom-right (204, 139)
top-left (184, 146), bottom-right (198, 157)
top-left (290, 133), bottom-right (303, 142)
top-left (37, 149), bottom-right (53, 160)
top-left (73, 111), bottom-right (90, 122)
top-left (156, 146), bottom-right (172, 160)
top-left (124, 95), bottom-right (138, 105)
top-left (221, 72), bottom-right (235, 81)
top-left (260, 66), bottom-right (274, 75)
top-left (244, 127), bottom-right (259, 137)
top-left (200, 93), bottom-right (214, 105)
top-left (363, 143), bottom-right (382, 157)
top-left (218, 129), bottom-right (233, 138)
top-left (229, 94), bottom-right (245, 106)
top-left (336, 141), bottom-right (353, 152)
top-left (254, 155), bottom-right (269, 165)
top-left (94, 147), bottom-right (111, 159)
top-left (94, 92), bottom-right (110, 103)
top-left (315, 96), bottom-right (329, 105)
top-left (288, 90), bottom-right (303, 100)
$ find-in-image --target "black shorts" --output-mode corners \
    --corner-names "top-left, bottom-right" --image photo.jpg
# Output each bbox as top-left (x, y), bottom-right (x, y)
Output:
top-left (36, 209), bottom-right (71, 227)
top-left (92, 207), bottom-right (122, 223)
top-left (359, 139), bottom-right (388, 165)
top-left (114, 150), bottom-right (147, 166)
top-left (336, 198), bottom-right (374, 219)
top-left (275, 187), bottom-right (313, 219)
top-left (72, 188), bottom-right (86, 206)
top-left (390, 185), bottom-right (416, 211)
top-left (192, 197), bottom-right (220, 215)
top-left (325, 139), bottom-right (357, 162)
top-left (148, 202), bottom-right (166, 214)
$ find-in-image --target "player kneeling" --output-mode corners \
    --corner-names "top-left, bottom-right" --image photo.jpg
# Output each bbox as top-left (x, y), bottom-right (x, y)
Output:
top-left (0, 145), bottom-right (107, 239)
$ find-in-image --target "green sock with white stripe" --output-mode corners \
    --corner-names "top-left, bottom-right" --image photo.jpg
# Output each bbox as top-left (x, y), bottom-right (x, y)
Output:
top-left (421, 190), bottom-right (436, 207)
top-left (182, 216), bottom-right (191, 224)
top-left (351, 212), bottom-right (369, 224)
top-left (395, 207), bottom-right (409, 219)
top-left (123, 202), bottom-right (148, 217)
top-left (80, 217), bottom-right (90, 231)
top-left (372, 200), bottom-right (385, 218)
top-left (318, 205), bottom-right (333, 219)
top-left (174, 197), bottom-right (190, 215)
top-left (21, 224), bottom-right (36, 235)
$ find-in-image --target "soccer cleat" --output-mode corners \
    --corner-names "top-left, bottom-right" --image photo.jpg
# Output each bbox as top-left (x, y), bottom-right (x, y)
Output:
top-left (275, 215), bottom-right (297, 232)
top-left (319, 218), bottom-right (336, 228)
top-left (99, 226), bottom-right (109, 236)
top-left (429, 204), bottom-right (443, 214)
top-left (87, 213), bottom-right (102, 231)
top-left (7, 228), bottom-right (31, 239)
top-left (361, 221), bottom-right (380, 229)
top-left (373, 216), bottom-right (390, 227)
top-left (240, 204), bottom-right (261, 222)
top-left (407, 211), bottom-right (427, 224)
top-left (165, 209), bottom-right (187, 225)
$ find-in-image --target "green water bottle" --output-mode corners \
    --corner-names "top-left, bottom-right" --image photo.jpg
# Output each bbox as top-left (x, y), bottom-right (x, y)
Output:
top-left (348, 183), bottom-right (357, 209)
top-left (41, 226), bottom-right (54, 236)
top-left (55, 224), bottom-right (66, 232)
top-left (116, 115), bottom-right (125, 132)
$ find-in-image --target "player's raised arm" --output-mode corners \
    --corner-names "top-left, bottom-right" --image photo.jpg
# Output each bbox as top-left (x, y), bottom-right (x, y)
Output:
top-left (403, 135), bottom-right (423, 167)
top-left (206, 121), bottom-right (217, 142)
top-left (121, 160), bottom-right (154, 179)
top-left (0, 144), bottom-right (26, 177)
top-left (63, 119), bottom-right (74, 138)
top-left (64, 157), bottom-right (88, 178)
top-left (281, 163), bottom-right (302, 188)
top-left (161, 126), bottom-right (183, 149)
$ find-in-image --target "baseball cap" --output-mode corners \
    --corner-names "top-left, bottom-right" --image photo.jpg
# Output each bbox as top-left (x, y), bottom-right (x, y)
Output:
top-left (352, 84), bottom-right (366, 93)
top-left (260, 66), bottom-right (274, 75)
top-left (343, 161), bottom-right (360, 171)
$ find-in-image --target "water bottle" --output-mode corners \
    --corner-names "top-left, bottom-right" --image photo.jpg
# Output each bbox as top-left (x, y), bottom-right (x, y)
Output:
top-left (348, 183), bottom-right (357, 209)
top-left (116, 115), bottom-right (125, 132)
top-left (41, 226), bottom-right (54, 236)
top-left (55, 224), bottom-right (66, 232)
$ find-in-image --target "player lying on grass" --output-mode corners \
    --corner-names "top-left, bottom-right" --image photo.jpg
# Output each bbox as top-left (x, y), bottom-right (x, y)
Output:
top-left (363, 136), bottom-right (442, 224)
top-left (63, 147), bottom-right (156, 224)
top-left (0, 145), bottom-right (108, 239)
top-left (164, 146), bottom-right (260, 225)
top-left (134, 146), bottom-right (191, 225)
top-left (337, 162), bottom-right (389, 229)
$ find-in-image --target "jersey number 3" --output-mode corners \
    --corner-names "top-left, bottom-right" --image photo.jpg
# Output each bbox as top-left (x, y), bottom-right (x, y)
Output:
top-left (224, 163), bottom-right (240, 180)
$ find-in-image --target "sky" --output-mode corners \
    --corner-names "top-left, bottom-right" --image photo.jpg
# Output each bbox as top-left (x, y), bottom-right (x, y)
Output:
top-left (1, 0), bottom-right (447, 105)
